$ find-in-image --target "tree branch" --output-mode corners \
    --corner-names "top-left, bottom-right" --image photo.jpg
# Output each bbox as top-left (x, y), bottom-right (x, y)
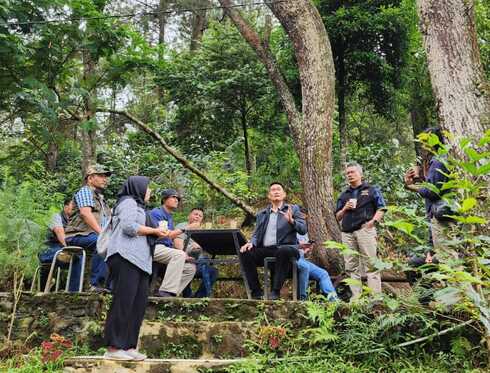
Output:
top-left (97, 108), bottom-right (256, 218)
top-left (218, 0), bottom-right (300, 130)
top-left (357, 319), bottom-right (475, 355)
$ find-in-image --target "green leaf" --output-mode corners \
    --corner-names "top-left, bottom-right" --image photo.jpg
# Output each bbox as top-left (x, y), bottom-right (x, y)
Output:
top-left (476, 162), bottom-right (490, 176)
top-left (370, 257), bottom-right (393, 271)
top-left (324, 240), bottom-right (350, 252)
top-left (389, 220), bottom-right (414, 235)
top-left (343, 278), bottom-right (362, 287)
top-left (459, 138), bottom-right (471, 149)
top-left (459, 198), bottom-right (477, 213)
top-left (384, 298), bottom-right (400, 311)
top-left (460, 162), bottom-right (479, 175)
top-left (464, 216), bottom-right (487, 224)
top-left (434, 287), bottom-right (461, 306)
top-left (450, 215), bottom-right (487, 224)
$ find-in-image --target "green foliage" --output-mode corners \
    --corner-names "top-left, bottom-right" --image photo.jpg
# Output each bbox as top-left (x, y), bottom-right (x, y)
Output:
top-left (475, 0), bottom-right (490, 80)
top-left (0, 178), bottom-right (62, 283)
top-left (0, 347), bottom-right (64, 373)
top-left (318, 0), bottom-right (410, 116)
top-left (228, 296), bottom-right (485, 372)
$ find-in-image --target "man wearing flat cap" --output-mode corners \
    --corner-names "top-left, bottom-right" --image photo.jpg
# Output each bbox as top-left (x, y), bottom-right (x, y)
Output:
top-left (150, 189), bottom-right (197, 297)
top-left (65, 164), bottom-right (112, 291)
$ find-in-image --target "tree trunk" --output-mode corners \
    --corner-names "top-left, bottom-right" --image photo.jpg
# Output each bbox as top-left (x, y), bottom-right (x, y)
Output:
top-left (190, 7), bottom-right (207, 52)
top-left (81, 49), bottom-right (97, 176)
top-left (416, 0), bottom-right (489, 151)
top-left (157, 0), bottom-right (169, 102)
top-left (219, 0), bottom-right (343, 273)
top-left (46, 141), bottom-right (59, 172)
top-left (158, 0), bottom-right (168, 49)
top-left (241, 107), bottom-right (252, 175)
top-left (337, 47), bottom-right (347, 167)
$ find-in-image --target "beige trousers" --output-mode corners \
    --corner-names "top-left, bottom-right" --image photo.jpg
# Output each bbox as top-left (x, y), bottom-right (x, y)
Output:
top-left (342, 226), bottom-right (381, 299)
top-left (431, 218), bottom-right (458, 261)
top-left (153, 245), bottom-right (196, 295)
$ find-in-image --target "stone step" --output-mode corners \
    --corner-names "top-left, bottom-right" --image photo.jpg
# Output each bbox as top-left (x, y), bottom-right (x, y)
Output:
top-left (63, 356), bottom-right (243, 373)
top-left (144, 296), bottom-right (307, 324)
top-left (3, 292), bottom-right (311, 357)
top-left (138, 320), bottom-right (255, 359)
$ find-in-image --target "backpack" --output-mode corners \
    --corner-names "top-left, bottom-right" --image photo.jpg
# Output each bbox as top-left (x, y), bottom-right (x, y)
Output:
top-left (96, 214), bottom-right (119, 258)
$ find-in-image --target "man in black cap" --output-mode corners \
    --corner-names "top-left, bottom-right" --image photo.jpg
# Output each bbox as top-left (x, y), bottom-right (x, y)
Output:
top-left (150, 189), bottom-right (197, 297)
top-left (65, 164), bottom-right (112, 291)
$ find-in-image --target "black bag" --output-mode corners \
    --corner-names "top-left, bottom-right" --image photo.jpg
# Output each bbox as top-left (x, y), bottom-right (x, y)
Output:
top-left (432, 199), bottom-right (455, 221)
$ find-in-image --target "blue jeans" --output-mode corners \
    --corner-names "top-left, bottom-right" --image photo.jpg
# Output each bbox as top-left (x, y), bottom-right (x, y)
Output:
top-left (66, 233), bottom-right (107, 287)
top-left (297, 254), bottom-right (337, 300)
top-left (38, 243), bottom-right (82, 292)
top-left (182, 259), bottom-right (218, 298)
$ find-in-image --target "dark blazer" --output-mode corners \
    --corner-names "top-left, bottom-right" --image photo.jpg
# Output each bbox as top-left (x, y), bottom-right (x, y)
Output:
top-left (250, 203), bottom-right (307, 248)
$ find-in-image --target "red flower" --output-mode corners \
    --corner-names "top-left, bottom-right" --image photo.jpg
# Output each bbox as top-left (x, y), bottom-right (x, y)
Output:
top-left (41, 341), bottom-right (54, 351)
top-left (60, 340), bottom-right (73, 349)
top-left (269, 336), bottom-right (280, 350)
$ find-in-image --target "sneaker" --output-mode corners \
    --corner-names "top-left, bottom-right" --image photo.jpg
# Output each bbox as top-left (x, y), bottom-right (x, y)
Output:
top-left (89, 285), bottom-right (111, 294)
top-left (104, 349), bottom-right (134, 361)
top-left (126, 349), bottom-right (147, 361)
top-left (156, 290), bottom-right (176, 298)
top-left (251, 291), bottom-right (263, 300)
top-left (270, 291), bottom-right (280, 300)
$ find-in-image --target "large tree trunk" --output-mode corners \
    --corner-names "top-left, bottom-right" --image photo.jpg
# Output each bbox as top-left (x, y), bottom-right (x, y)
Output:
top-left (81, 49), bottom-right (97, 176)
top-left (416, 0), bottom-right (489, 152)
top-left (219, 0), bottom-right (342, 273)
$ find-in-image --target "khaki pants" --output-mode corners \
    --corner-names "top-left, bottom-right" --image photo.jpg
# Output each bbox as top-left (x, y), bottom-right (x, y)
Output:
top-left (342, 226), bottom-right (381, 299)
top-left (431, 218), bottom-right (458, 261)
top-left (153, 245), bottom-right (196, 295)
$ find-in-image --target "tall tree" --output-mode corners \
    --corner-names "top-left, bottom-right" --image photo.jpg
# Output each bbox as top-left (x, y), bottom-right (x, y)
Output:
top-left (318, 0), bottom-right (409, 166)
top-left (80, 49), bottom-right (98, 175)
top-left (190, 4), bottom-right (207, 51)
top-left (218, 0), bottom-right (342, 272)
top-left (416, 0), bottom-right (489, 152)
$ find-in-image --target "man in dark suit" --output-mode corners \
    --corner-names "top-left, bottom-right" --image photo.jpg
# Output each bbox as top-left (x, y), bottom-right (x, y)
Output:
top-left (240, 182), bottom-right (307, 299)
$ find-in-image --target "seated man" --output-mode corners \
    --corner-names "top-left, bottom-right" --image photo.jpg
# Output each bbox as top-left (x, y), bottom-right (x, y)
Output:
top-left (151, 189), bottom-right (197, 297)
top-left (296, 236), bottom-right (337, 301)
top-left (64, 165), bottom-right (112, 291)
top-left (175, 208), bottom-right (219, 298)
top-left (240, 182), bottom-right (306, 300)
top-left (38, 198), bottom-right (82, 291)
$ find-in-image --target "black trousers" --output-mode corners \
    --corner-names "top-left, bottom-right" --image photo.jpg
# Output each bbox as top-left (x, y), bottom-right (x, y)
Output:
top-left (240, 245), bottom-right (299, 295)
top-left (104, 254), bottom-right (150, 350)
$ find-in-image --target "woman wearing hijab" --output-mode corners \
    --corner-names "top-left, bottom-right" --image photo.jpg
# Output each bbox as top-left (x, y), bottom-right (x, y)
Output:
top-left (103, 176), bottom-right (167, 361)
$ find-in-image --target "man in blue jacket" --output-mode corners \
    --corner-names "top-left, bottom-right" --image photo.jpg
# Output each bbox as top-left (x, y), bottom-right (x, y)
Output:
top-left (240, 182), bottom-right (307, 300)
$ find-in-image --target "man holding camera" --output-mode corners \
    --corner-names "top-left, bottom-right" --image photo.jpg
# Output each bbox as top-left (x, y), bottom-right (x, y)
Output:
top-left (336, 162), bottom-right (386, 300)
